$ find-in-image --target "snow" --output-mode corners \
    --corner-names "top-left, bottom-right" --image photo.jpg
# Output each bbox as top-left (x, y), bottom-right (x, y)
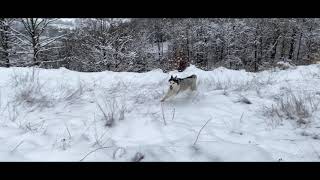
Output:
top-left (276, 61), bottom-right (295, 70)
top-left (0, 64), bottom-right (320, 161)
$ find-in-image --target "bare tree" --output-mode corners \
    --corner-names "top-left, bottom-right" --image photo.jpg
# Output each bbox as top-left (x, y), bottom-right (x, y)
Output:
top-left (4, 18), bottom-right (320, 72)
top-left (0, 18), bottom-right (15, 67)
top-left (63, 18), bottom-right (136, 72)
top-left (11, 18), bottom-right (66, 66)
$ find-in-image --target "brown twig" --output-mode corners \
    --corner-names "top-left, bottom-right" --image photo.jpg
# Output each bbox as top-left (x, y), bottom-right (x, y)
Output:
top-left (193, 117), bottom-right (212, 146)
top-left (65, 123), bottom-right (72, 139)
top-left (96, 101), bottom-right (107, 120)
top-left (239, 112), bottom-right (244, 123)
top-left (309, 142), bottom-right (320, 159)
top-left (171, 108), bottom-right (175, 121)
top-left (161, 102), bottom-right (167, 126)
top-left (11, 140), bottom-right (24, 153)
top-left (80, 146), bottom-right (113, 161)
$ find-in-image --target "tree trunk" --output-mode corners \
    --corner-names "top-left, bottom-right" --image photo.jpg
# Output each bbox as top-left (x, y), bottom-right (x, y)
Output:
top-left (4, 51), bottom-right (9, 68)
top-left (157, 40), bottom-right (161, 61)
top-left (288, 30), bottom-right (296, 60)
top-left (280, 35), bottom-right (286, 59)
top-left (259, 36), bottom-right (263, 61)
top-left (0, 20), bottom-right (10, 67)
top-left (270, 34), bottom-right (279, 62)
top-left (186, 28), bottom-right (190, 64)
top-left (253, 35), bottom-right (258, 71)
top-left (253, 25), bottom-right (259, 72)
top-left (32, 40), bottom-right (39, 66)
top-left (296, 32), bottom-right (302, 63)
top-left (254, 44), bottom-right (258, 72)
top-left (220, 46), bottom-right (223, 61)
top-left (161, 41), bottom-right (164, 57)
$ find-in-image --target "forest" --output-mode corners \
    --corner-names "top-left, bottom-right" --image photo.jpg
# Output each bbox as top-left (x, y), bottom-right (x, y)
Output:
top-left (1, 18), bottom-right (320, 73)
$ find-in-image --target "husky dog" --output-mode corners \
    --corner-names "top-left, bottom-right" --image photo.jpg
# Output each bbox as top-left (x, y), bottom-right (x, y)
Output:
top-left (161, 74), bottom-right (197, 102)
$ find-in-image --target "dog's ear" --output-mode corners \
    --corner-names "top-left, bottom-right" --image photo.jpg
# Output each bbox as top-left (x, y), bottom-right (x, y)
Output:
top-left (169, 75), bottom-right (173, 82)
top-left (175, 75), bottom-right (177, 79)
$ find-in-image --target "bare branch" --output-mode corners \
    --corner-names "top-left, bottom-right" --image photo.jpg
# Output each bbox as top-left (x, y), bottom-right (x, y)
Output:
top-left (39, 34), bottom-right (66, 48)
top-left (80, 146), bottom-right (113, 161)
top-left (9, 41), bottom-right (30, 51)
top-left (193, 117), bottom-right (212, 146)
top-left (96, 101), bottom-right (109, 123)
top-left (21, 18), bottom-right (33, 37)
top-left (171, 108), bottom-right (175, 121)
top-left (160, 102), bottom-right (167, 126)
top-left (36, 46), bottom-right (64, 56)
top-left (64, 123), bottom-right (72, 140)
top-left (11, 140), bottom-right (24, 153)
top-left (38, 19), bottom-right (58, 37)
top-left (34, 19), bottom-right (46, 32)
top-left (8, 26), bottom-right (33, 44)
top-left (239, 112), bottom-right (244, 123)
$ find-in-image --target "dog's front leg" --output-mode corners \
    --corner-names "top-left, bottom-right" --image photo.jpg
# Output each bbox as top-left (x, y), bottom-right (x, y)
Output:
top-left (160, 92), bottom-right (170, 102)
top-left (161, 90), bottom-right (174, 102)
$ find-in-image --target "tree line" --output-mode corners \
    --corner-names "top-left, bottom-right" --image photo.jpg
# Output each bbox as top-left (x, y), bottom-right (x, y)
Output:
top-left (1, 18), bottom-right (320, 72)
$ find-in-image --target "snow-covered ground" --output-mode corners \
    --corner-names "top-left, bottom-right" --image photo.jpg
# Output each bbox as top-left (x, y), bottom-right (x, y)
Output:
top-left (0, 64), bottom-right (320, 161)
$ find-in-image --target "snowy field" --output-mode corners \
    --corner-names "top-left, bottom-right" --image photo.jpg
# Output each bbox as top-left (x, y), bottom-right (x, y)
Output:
top-left (0, 64), bottom-right (320, 161)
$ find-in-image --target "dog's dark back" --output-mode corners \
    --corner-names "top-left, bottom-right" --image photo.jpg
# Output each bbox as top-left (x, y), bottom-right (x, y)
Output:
top-left (185, 74), bottom-right (197, 79)
top-left (168, 74), bottom-right (197, 91)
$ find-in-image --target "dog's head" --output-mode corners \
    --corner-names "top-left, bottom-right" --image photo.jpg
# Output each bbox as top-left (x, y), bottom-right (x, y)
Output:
top-left (169, 75), bottom-right (179, 90)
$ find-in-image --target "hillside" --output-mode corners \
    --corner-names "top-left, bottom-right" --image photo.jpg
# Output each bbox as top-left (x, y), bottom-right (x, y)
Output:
top-left (0, 64), bottom-right (319, 161)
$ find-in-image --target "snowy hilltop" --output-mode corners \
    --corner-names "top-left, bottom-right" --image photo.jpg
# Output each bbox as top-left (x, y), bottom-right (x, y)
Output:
top-left (0, 64), bottom-right (320, 161)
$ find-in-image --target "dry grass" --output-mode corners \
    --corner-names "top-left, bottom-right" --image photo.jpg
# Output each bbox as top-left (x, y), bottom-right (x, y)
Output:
top-left (263, 90), bottom-right (320, 127)
top-left (57, 80), bottom-right (86, 105)
top-left (10, 68), bottom-right (52, 109)
top-left (96, 96), bottom-right (127, 127)
top-left (9, 68), bottom-right (87, 111)
top-left (132, 152), bottom-right (144, 162)
top-left (237, 95), bottom-right (252, 104)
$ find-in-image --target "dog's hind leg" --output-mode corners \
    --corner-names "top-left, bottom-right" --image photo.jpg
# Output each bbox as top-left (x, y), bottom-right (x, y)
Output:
top-left (191, 81), bottom-right (197, 91)
top-left (190, 75), bottom-right (197, 91)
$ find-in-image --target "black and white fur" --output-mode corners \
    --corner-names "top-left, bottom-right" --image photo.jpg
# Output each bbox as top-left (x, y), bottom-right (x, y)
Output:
top-left (161, 74), bottom-right (197, 102)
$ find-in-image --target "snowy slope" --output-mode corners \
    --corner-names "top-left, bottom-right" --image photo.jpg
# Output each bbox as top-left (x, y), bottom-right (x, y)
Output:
top-left (0, 64), bottom-right (320, 161)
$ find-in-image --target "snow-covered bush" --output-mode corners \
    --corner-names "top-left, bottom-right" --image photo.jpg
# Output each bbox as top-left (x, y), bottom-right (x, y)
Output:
top-left (263, 91), bottom-right (320, 126)
top-left (96, 96), bottom-right (127, 127)
top-left (237, 95), bottom-right (252, 104)
top-left (234, 74), bottom-right (275, 97)
top-left (10, 68), bottom-right (52, 109)
top-left (202, 77), bottom-right (233, 91)
top-left (55, 79), bottom-right (86, 105)
top-left (276, 60), bottom-right (295, 70)
top-left (9, 68), bottom-right (88, 112)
